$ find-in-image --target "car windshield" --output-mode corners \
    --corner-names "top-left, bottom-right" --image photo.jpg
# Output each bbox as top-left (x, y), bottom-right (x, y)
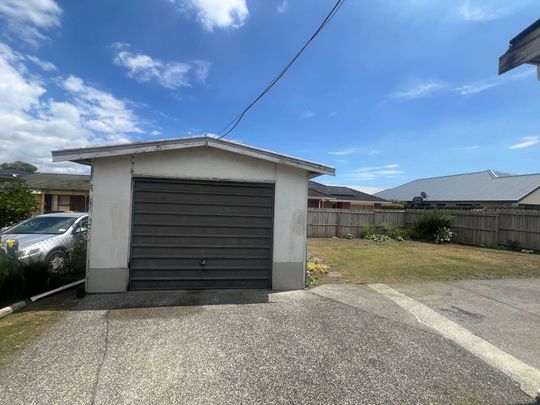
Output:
top-left (6, 217), bottom-right (78, 235)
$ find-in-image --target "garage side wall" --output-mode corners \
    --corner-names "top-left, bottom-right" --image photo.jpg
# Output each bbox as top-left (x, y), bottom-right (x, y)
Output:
top-left (87, 147), bottom-right (308, 292)
top-left (87, 156), bottom-right (132, 292)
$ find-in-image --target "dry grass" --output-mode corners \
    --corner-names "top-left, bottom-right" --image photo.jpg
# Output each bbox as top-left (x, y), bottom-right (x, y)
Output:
top-left (308, 238), bottom-right (540, 284)
top-left (0, 290), bottom-right (79, 367)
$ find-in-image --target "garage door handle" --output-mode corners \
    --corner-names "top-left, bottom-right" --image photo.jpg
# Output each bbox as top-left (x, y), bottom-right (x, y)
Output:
top-left (200, 259), bottom-right (207, 266)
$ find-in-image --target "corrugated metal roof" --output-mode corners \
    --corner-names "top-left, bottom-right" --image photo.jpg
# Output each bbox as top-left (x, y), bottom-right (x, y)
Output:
top-left (375, 170), bottom-right (540, 202)
top-left (309, 181), bottom-right (386, 202)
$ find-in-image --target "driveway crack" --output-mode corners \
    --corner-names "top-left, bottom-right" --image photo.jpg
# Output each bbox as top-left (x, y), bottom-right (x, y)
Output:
top-left (90, 309), bottom-right (110, 405)
top-left (448, 282), bottom-right (540, 320)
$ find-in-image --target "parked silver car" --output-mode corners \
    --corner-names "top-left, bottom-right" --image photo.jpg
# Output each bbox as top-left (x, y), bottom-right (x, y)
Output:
top-left (0, 213), bottom-right (88, 269)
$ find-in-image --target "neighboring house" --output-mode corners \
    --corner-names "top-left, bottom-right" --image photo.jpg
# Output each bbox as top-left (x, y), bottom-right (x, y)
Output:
top-left (0, 172), bottom-right (90, 214)
top-left (308, 181), bottom-right (387, 210)
top-left (375, 170), bottom-right (540, 209)
top-left (499, 18), bottom-right (540, 77)
top-left (52, 135), bottom-right (334, 293)
top-left (26, 173), bottom-right (90, 214)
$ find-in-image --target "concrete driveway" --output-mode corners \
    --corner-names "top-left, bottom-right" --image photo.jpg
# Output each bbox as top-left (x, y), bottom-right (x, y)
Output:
top-left (0, 285), bottom-right (536, 404)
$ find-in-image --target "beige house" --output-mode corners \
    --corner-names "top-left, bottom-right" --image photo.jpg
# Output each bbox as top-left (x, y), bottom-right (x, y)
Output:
top-left (52, 136), bottom-right (334, 293)
top-left (0, 172), bottom-right (90, 214)
top-left (26, 173), bottom-right (90, 214)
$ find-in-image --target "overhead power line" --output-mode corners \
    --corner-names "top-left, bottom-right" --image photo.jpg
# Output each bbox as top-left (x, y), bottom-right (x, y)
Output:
top-left (216, 0), bottom-right (346, 140)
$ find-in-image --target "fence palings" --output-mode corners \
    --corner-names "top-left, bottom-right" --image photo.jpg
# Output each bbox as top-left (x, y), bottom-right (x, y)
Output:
top-left (307, 208), bottom-right (540, 250)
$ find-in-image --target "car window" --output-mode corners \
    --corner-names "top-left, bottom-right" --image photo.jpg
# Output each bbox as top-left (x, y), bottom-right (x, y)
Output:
top-left (7, 217), bottom-right (78, 235)
top-left (79, 217), bottom-right (89, 232)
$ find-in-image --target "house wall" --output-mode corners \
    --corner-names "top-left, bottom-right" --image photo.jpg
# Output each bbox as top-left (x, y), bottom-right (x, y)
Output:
top-left (520, 188), bottom-right (540, 206)
top-left (33, 190), bottom-right (89, 214)
top-left (86, 147), bottom-right (309, 293)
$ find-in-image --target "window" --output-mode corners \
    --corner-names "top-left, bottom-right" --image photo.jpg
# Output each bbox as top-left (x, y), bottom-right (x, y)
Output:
top-left (58, 195), bottom-right (71, 212)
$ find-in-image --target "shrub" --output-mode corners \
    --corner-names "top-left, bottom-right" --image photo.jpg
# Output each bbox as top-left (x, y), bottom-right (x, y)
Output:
top-left (305, 258), bottom-right (330, 288)
top-left (0, 249), bottom-right (24, 305)
top-left (506, 240), bottom-right (521, 252)
top-left (434, 227), bottom-right (456, 244)
top-left (413, 211), bottom-right (452, 240)
top-left (361, 224), bottom-right (376, 238)
top-left (0, 180), bottom-right (38, 228)
top-left (364, 234), bottom-right (391, 242)
top-left (343, 233), bottom-right (354, 240)
top-left (306, 259), bottom-right (329, 275)
top-left (361, 223), bottom-right (410, 241)
top-left (0, 236), bottom-right (87, 304)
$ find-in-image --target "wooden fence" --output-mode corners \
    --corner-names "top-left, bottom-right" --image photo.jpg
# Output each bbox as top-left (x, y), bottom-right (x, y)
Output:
top-left (307, 208), bottom-right (540, 250)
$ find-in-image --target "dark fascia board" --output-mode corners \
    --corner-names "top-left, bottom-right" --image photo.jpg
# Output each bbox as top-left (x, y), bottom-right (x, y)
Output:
top-left (499, 19), bottom-right (540, 74)
top-left (51, 135), bottom-right (335, 176)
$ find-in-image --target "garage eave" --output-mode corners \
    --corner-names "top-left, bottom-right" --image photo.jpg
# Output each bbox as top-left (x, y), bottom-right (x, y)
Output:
top-left (52, 135), bottom-right (335, 177)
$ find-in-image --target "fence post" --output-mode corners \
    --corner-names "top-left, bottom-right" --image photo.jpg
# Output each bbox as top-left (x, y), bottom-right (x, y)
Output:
top-left (336, 210), bottom-right (342, 237)
top-left (494, 211), bottom-right (500, 245)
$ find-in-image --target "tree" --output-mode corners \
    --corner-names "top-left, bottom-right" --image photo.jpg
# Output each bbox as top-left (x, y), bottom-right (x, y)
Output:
top-left (0, 161), bottom-right (38, 173)
top-left (0, 180), bottom-right (38, 227)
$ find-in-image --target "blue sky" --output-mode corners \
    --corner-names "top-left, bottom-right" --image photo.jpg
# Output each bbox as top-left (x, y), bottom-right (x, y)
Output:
top-left (0, 0), bottom-right (538, 193)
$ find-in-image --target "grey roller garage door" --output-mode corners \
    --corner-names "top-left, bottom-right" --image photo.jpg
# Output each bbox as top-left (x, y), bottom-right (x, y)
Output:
top-left (129, 178), bottom-right (274, 290)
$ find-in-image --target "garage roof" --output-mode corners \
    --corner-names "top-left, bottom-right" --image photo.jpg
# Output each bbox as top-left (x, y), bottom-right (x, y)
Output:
top-left (52, 135), bottom-right (335, 176)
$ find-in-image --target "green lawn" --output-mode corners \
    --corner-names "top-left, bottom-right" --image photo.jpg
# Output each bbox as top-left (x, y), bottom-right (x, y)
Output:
top-left (308, 238), bottom-right (540, 284)
top-left (0, 290), bottom-right (79, 367)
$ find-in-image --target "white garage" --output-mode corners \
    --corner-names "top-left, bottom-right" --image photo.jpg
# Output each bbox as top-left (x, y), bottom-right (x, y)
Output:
top-left (52, 136), bottom-right (334, 293)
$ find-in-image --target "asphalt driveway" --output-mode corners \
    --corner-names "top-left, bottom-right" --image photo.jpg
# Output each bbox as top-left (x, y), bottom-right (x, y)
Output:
top-left (0, 287), bottom-right (534, 404)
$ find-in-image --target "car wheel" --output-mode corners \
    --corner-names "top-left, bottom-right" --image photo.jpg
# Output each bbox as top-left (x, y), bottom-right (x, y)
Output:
top-left (47, 250), bottom-right (66, 272)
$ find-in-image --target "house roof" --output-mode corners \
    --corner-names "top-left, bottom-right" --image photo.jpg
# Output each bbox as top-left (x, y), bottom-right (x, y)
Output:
top-left (309, 181), bottom-right (386, 202)
top-left (0, 172), bottom-right (90, 192)
top-left (375, 170), bottom-right (540, 202)
top-left (25, 173), bottom-right (90, 192)
top-left (52, 135), bottom-right (335, 177)
top-left (499, 18), bottom-right (540, 74)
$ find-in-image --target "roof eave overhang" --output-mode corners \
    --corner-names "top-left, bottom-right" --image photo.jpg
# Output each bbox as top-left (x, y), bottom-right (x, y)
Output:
top-left (52, 137), bottom-right (335, 177)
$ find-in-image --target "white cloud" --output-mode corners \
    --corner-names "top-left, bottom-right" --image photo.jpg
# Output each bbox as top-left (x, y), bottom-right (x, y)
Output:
top-left (0, 0), bottom-right (62, 45)
top-left (329, 148), bottom-right (381, 156)
top-left (453, 145), bottom-right (480, 150)
top-left (171, 0), bottom-right (249, 31)
top-left (509, 136), bottom-right (539, 150)
top-left (193, 60), bottom-right (211, 83)
top-left (112, 43), bottom-right (210, 90)
top-left (277, 0), bottom-right (289, 14)
top-left (62, 75), bottom-right (142, 135)
top-left (348, 164), bottom-right (403, 180)
top-left (387, 69), bottom-right (535, 101)
top-left (386, 80), bottom-right (447, 100)
top-left (302, 110), bottom-right (315, 118)
top-left (150, 130), bottom-right (162, 136)
top-left (25, 55), bottom-right (57, 71)
top-left (399, 0), bottom-right (535, 23)
top-left (458, 1), bottom-right (508, 21)
top-left (329, 148), bottom-right (358, 156)
top-left (0, 43), bottom-right (142, 173)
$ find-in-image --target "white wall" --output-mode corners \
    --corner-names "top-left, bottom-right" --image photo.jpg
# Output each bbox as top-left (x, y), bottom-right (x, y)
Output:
top-left (87, 147), bottom-right (309, 292)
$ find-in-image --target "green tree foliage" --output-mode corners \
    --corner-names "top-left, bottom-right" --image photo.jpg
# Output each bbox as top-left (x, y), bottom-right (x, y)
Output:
top-left (413, 211), bottom-right (452, 240)
top-left (0, 180), bottom-right (38, 227)
top-left (0, 161), bottom-right (38, 173)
